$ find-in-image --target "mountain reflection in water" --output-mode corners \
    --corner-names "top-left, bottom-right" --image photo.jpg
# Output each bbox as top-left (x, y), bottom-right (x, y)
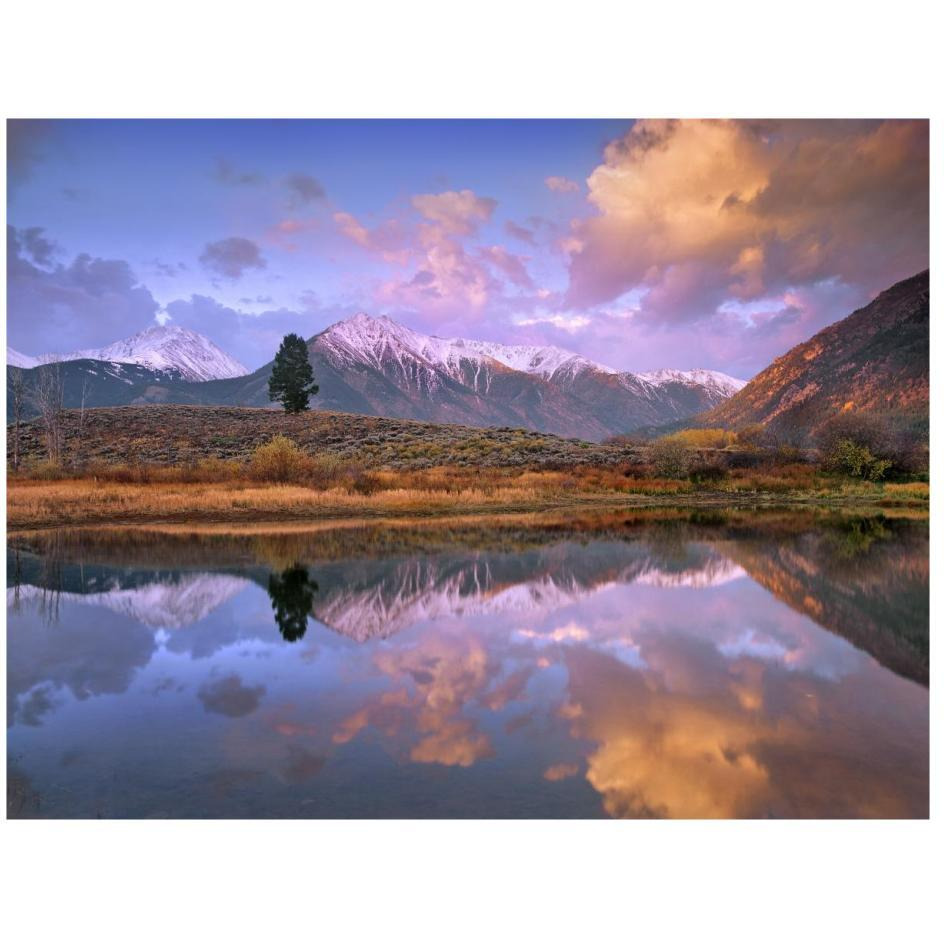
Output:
top-left (6, 510), bottom-right (928, 818)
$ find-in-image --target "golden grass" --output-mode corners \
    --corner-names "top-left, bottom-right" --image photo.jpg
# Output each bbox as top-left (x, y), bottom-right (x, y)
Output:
top-left (7, 467), bottom-right (928, 530)
top-left (6, 477), bottom-right (609, 528)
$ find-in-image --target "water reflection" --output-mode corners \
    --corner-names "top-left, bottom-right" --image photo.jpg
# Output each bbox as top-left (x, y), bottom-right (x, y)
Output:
top-left (6, 510), bottom-right (928, 818)
top-left (268, 566), bottom-right (319, 642)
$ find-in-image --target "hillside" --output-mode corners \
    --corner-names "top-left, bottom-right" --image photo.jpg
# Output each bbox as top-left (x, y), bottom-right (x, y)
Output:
top-left (705, 270), bottom-right (929, 436)
top-left (8, 404), bottom-right (641, 469)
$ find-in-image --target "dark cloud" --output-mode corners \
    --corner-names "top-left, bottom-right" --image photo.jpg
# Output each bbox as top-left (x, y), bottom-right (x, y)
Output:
top-left (198, 674), bottom-right (265, 717)
top-left (19, 226), bottom-right (57, 266)
top-left (7, 598), bottom-right (156, 726)
top-left (150, 259), bottom-right (187, 278)
top-left (16, 684), bottom-right (59, 727)
top-left (278, 745), bottom-right (326, 784)
top-left (199, 236), bottom-right (267, 280)
top-left (7, 120), bottom-right (54, 187)
top-left (285, 173), bottom-right (325, 205)
top-left (504, 221), bottom-right (536, 245)
top-left (6, 225), bottom-right (160, 353)
top-left (214, 157), bottom-right (264, 186)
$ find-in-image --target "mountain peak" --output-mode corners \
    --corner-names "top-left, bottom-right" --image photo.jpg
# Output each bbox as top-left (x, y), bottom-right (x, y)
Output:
top-left (61, 323), bottom-right (250, 382)
top-left (321, 311), bottom-right (617, 380)
top-left (7, 348), bottom-right (39, 369)
top-left (638, 368), bottom-right (747, 397)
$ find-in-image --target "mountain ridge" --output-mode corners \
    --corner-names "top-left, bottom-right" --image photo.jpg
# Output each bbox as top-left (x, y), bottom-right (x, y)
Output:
top-left (8, 313), bottom-right (746, 439)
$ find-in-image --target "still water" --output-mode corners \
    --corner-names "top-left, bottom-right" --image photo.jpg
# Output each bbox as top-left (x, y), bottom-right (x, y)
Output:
top-left (7, 510), bottom-right (928, 818)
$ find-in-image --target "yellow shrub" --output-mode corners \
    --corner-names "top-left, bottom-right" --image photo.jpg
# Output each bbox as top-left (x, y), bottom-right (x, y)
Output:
top-left (662, 428), bottom-right (737, 449)
top-left (248, 435), bottom-right (309, 483)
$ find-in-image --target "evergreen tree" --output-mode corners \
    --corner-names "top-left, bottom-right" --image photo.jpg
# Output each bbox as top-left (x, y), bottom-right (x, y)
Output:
top-left (268, 333), bottom-right (318, 413)
top-left (267, 565), bottom-right (319, 642)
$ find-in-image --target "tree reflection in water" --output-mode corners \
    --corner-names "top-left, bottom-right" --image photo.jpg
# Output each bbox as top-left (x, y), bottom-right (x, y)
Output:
top-left (267, 565), bottom-right (319, 641)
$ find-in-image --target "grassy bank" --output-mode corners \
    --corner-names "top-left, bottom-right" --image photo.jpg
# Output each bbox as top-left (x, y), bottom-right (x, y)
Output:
top-left (7, 404), bottom-right (928, 528)
top-left (6, 469), bottom-right (928, 530)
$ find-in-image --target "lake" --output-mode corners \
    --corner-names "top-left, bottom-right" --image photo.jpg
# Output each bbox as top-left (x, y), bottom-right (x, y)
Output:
top-left (6, 509), bottom-right (928, 818)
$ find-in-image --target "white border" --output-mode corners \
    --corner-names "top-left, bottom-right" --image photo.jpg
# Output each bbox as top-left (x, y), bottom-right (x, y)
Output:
top-left (1, 2), bottom-right (940, 941)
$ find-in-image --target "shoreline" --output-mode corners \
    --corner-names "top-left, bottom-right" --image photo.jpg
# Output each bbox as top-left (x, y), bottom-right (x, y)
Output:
top-left (6, 478), bottom-right (927, 531)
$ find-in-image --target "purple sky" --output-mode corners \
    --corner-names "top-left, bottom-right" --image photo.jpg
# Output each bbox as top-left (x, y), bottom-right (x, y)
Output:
top-left (7, 119), bottom-right (929, 377)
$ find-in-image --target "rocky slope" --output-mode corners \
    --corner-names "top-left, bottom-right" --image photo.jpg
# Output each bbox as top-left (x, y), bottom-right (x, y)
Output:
top-left (705, 270), bottom-right (929, 436)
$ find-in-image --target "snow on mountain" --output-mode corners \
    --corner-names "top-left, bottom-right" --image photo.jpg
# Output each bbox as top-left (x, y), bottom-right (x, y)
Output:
top-left (638, 368), bottom-right (747, 398)
top-left (320, 313), bottom-right (734, 387)
top-left (7, 348), bottom-right (39, 369)
top-left (9, 574), bottom-right (251, 629)
top-left (62, 325), bottom-right (249, 382)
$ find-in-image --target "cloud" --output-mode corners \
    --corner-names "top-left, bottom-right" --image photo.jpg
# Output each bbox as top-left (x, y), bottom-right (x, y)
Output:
top-left (566, 119), bottom-right (929, 313)
top-left (333, 211), bottom-right (409, 263)
top-left (504, 220), bottom-right (536, 245)
top-left (214, 157), bottom-right (264, 186)
top-left (543, 762), bottom-right (579, 781)
top-left (6, 225), bottom-right (161, 353)
top-left (18, 226), bottom-right (57, 266)
top-left (285, 173), bottom-right (326, 205)
top-left (376, 227), bottom-right (500, 323)
top-left (7, 120), bottom-right (54, 187)
top-left (199, 237), bottom-right (267, 280)
top-left (478, 245), bottom-right (534, 289)
top-left (8, 599), bottom-right (155, 725)
top-left (411, 188), bottom-right (497, 235)
top-left (515, 312), bottom-right (590, 333)
top-left (197, 673), bottom-right (265, 717)
top-left (545, 175), bottom-right (580, 193)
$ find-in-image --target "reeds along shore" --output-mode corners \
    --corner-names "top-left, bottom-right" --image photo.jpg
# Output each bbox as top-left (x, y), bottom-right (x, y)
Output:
top-left (6, 467), bottom-right (929, 530)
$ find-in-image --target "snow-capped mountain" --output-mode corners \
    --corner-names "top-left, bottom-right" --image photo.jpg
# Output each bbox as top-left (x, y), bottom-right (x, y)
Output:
top-left (320, 312), bottom-right (615, 383)
top-left (295, 312), bottom-right (746, 439)
top-left (638, 368), bottom-right (746, 399)
top-left (7, 348), bottom-right (40, 369)
top-left (63, 324), bottom-right (249, 381)
top-left (6, 311), bottom-right (746, 439)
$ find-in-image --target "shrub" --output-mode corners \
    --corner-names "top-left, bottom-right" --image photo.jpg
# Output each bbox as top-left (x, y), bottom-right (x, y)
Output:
top-left (663, 428), bottom-right (737, 449)
top-left (812, 412), bottom-right (926, 479)
top-left (688, 460), bottom-right (728, 485)
top-left (821, 438), bottom-right (892, 481)
top-left (648, 437), bottom-right (693, 479)
top-left (735, 423), bottom-right (768, 448)
top-left (23, 458), bottom-right (67, 480)
top-left (347, 470), bottom-right (384, 496)
top-left (248, 435), bottom-right (309, 483)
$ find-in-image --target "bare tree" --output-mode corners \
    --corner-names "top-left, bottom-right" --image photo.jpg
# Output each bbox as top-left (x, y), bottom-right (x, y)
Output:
top-left (72, 374), bottom-right (92, 468)
top-left (32, 358), bottom-right (65, 464)
top-left (10, 367), bottom-right (26, 471)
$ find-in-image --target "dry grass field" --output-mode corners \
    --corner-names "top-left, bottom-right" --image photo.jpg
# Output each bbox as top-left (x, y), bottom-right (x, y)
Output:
top-left (7, 467), bottom-right (927, 530)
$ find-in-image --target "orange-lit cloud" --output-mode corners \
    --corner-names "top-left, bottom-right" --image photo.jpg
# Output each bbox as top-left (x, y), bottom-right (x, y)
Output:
top-left (566, 119), bottom-right (929, 316)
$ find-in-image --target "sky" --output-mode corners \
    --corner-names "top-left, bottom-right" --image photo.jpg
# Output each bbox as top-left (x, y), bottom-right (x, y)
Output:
top-left (6, 118), bottom-right (929, 377)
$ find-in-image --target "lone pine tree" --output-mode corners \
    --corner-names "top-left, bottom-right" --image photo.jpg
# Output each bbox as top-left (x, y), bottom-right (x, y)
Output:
top-left (268, 333), bottom-right (319, 413)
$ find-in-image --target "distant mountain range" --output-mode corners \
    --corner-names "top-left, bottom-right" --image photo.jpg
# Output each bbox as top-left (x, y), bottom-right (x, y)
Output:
top-left (9, 324), bottom-right (248, 382)
top-left (7, 315), bottom-right (744, 439)
top-left (9, 270), bottom-right (927, 440)
top-left (704, 270), bottom-right (929, 435)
